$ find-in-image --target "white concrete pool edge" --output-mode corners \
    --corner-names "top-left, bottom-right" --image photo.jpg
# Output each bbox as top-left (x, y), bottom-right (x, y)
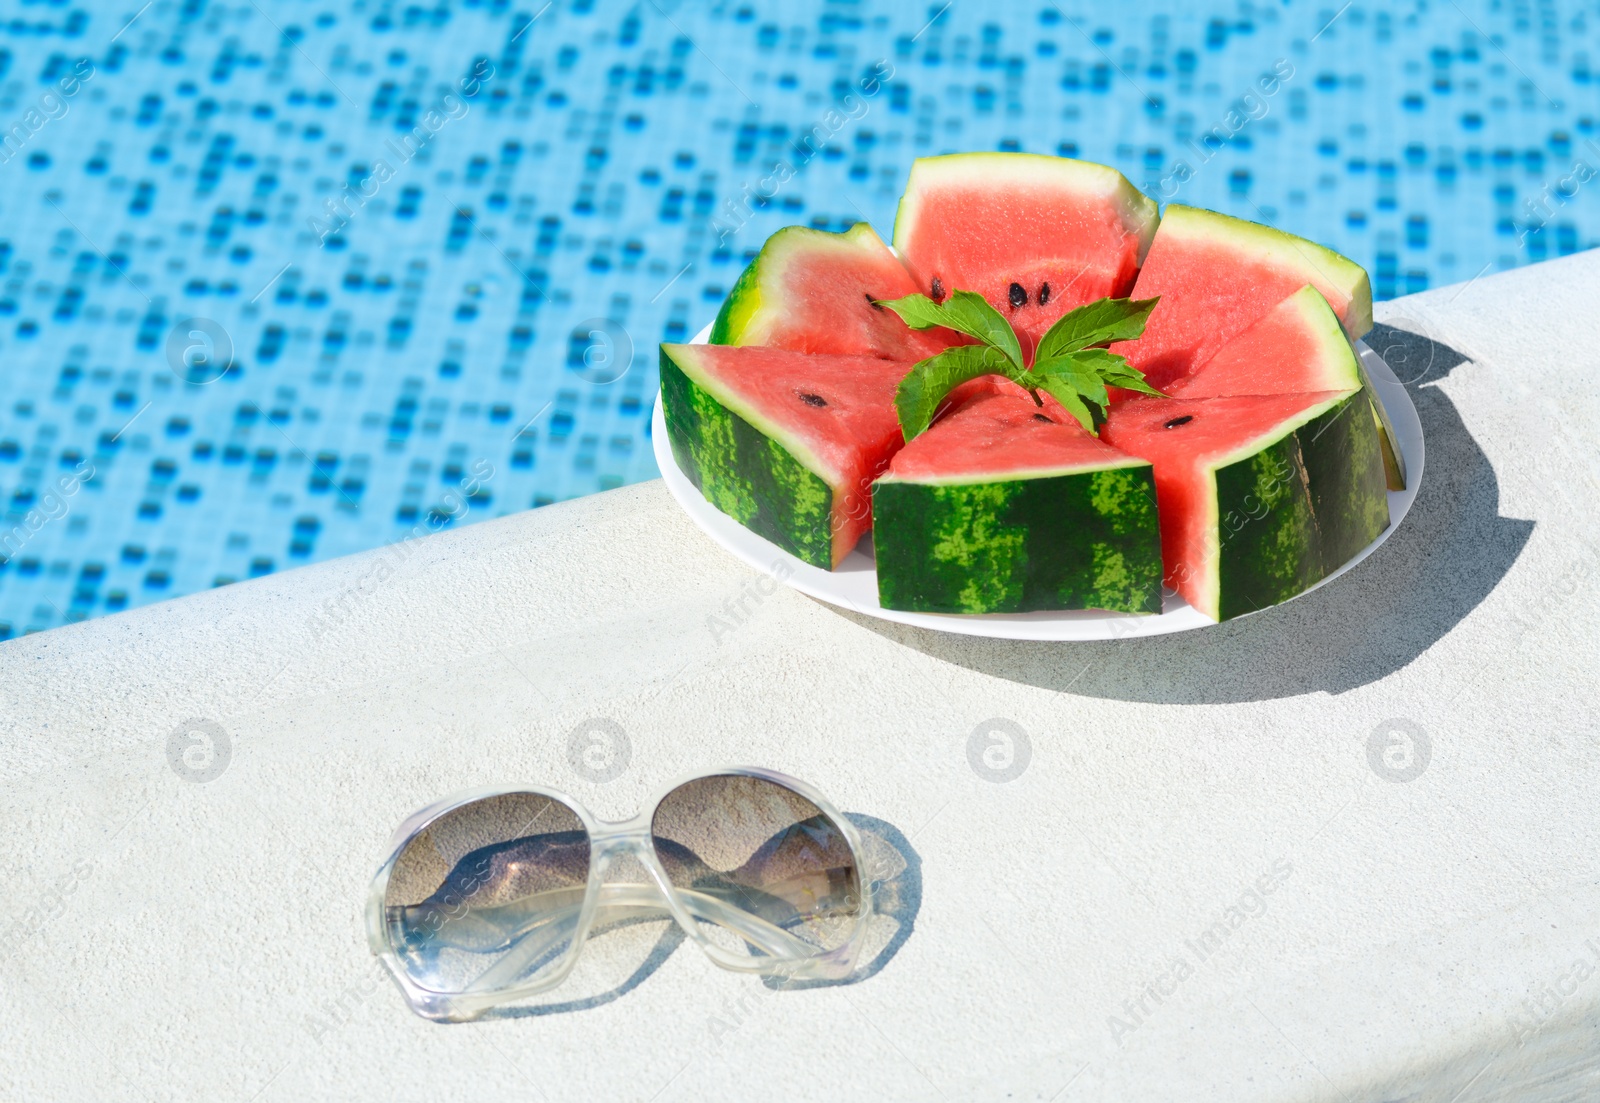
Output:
top-left (3, 252), bottom-right (1599, 1102)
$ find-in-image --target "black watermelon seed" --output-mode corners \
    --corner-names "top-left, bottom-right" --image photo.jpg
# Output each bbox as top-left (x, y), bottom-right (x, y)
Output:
top-left (865, 292), bottom-right (884, 311)
top-left (1038, 282), bottom-right (1051, 306)
top-left (1008, 282), bottom-right (1027, 308)
top-left (930, 276), bottom-right (945, 302)
top-left (1163, 415), bottom-right (1194, 429)
top-left (799, 392), bottom-right (829, 408)
top-left (1032, 413), bottom-right (1053, 423)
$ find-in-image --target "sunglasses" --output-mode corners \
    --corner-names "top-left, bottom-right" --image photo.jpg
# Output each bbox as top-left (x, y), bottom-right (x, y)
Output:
top-left (367, 768), bottom-right (872, 1021)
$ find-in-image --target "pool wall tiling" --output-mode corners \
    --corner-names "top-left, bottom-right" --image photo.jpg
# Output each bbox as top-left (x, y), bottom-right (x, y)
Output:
top-left (0, 1), bottom-right (1594, 636)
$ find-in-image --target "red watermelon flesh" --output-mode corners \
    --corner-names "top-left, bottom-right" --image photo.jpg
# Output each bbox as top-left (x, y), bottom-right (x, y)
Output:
top-left (1166, 284), bottom-right (1363, 398)
top-left (710, 222), bottom-right (960, 360)
top-left (893, 153), bottom-right (1160, 354)
top-left (659, 344), bottom-right (913, 566)
top-left (927, 373), bottom-right (1074, 429)
top-left (1111, 205), bottom-right (1374, 391)
top-left (1100, 391), bottom-right (1356, 618)
top-left (888, 390), bottom-right (1136, 482)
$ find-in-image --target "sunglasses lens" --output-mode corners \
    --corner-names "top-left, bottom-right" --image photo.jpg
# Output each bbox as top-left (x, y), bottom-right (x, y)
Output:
top-left (650, 774), bottom-right (862, 958)
top-left (382, 793), bottom-right (591, 995)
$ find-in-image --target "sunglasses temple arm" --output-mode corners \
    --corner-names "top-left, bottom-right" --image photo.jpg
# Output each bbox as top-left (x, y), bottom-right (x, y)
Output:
top-left (670, 889), bottom-right (825, 958)
top-left (460, 886), bottom-right (686, 995)
top-left (462, 885), bottom-right (825, 994)
top-left (460, 910), bottom-right (578, 994)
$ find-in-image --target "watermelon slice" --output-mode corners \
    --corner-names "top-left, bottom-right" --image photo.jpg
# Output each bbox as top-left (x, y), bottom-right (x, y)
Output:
top-left (658, 344), bottom-right (911, 568)
top-left (893, 153), bottom-right (1160, 353)
top-left (709, 223), bottom-right (956, 360)
top-left (1100, 390), bottom-right (1389, 621)
top-left (872, 391), bottom-right (1163, 615)
top-left (1112, 205), bottom-right (1373, 390)
top-left (1169, 284), bottom-right (1407, 490)
top-left (1166, 285), bottom-right (1362, 398)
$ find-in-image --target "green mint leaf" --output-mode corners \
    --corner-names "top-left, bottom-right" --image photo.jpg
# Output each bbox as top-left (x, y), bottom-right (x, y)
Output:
top-left (1068, 348), bottom-right (1166, 397)
top-left (882, 292), bottom-right (1164, 439)
top-left (1026, 348), bottom-right (1165, 433)
top-left (895, 344), bottom-right (1019, 441)
top-left (874, 293), bottom-right (956, 332)
top-left (1102, 375), bottom-right (1166, 398)
top-left (935, 290), bottom-right (1025, 369)
top-left (1036, 296), bottom-right (1161, 362)
top-left (1027, 373), bottom-right (1098, 432)
top-left (876, 290), bottom-right (1023, 370)
top-left (1030, 355), bottom-right (1110, 410)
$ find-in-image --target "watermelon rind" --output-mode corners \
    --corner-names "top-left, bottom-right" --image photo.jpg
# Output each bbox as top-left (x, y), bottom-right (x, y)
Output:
top-left (892, 152), bottom-right (1160, 265)
top-left (708, 252), bottom-right (765, 347)
top-left (873, 461), bottom-right (1164, 616)
top-left (1356, 357), bottom-right (1408, 491)
top-left (1296, 388), bottom-right (1392, 573)
top-left (1170, 391), bottom-right (1388, 621)
top-left (1156, 205), bottom-right (1374, 340)
top-left (659, 346), bottom-right (839, 569)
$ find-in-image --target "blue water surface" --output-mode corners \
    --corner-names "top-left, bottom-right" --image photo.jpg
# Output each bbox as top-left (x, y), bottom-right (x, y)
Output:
top-left (0, 0), bottom-right (1594, 635)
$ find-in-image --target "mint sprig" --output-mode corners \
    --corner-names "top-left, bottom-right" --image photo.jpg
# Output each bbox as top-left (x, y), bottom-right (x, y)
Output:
top-left (875, 291), bottom-right (1163, 439)
top-left (881, 288), bottom-right (1024, 370)
top-left (1035, 297), bottom-right (1162, 360)
top-left (892, 343), bottom-right (1015, 439)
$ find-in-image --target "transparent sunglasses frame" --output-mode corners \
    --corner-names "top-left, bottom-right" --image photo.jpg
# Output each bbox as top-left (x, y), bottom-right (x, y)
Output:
top-left (367, 766), bottom-right (875, 1022)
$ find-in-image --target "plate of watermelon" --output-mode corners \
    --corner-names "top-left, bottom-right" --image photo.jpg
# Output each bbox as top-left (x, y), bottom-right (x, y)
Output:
top-left (651, 154), bottom-right (1422, 641)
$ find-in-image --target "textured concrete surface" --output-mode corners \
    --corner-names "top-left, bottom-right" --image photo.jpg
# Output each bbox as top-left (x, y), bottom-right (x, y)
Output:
top-left (4, 252), bottom-right (1599, 1102)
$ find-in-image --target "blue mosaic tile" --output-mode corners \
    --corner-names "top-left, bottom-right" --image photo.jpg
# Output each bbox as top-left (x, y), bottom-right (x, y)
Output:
top-left (0, 0), bottom-right (1595, 636)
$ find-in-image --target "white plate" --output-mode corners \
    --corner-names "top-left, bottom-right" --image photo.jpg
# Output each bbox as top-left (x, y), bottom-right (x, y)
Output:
top-left (651, 333), bottom-right (1424, 640)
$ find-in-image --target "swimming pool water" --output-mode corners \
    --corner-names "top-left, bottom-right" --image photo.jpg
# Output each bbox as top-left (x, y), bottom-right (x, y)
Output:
top-left (0, 0), bottom-right (1594, 636)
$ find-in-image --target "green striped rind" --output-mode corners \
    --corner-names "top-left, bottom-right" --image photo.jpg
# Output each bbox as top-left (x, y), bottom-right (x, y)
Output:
top-left (658, 348), bottom-right (834, 568)
top-left (1307, 300), bottom-right (1404, 491)
top-left (1209, 393), bottom-right (1389, 621)
top-left (1210, 431), bottom-right (1321, 621)
top-left (873, 465), bottom-right (1163, 614)
top-left (1299, 389), bottom-right (1391, 569)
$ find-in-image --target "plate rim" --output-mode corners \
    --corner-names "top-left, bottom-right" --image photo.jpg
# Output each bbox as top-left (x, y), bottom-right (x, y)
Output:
top-left (651, 332), bottom-right (1425, 641)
